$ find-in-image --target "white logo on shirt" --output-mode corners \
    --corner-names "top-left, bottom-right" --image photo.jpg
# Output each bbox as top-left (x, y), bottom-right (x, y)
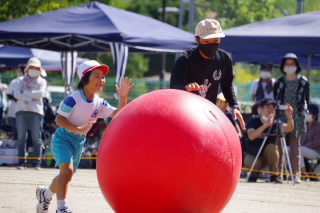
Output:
top-left (198, 79), bottom-right (212, 98)
top-left (213, 70), bottom-right (222, 81)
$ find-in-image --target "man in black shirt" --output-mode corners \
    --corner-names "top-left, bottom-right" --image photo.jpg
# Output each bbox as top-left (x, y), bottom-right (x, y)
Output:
top-left (244, 99), bottom-right (294, 183)
top-left (170, 19), bottom-right (245, 129)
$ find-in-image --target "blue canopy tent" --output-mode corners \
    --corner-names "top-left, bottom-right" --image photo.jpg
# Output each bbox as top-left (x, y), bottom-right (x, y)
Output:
top-left (0, 1), bottom-right (196, 94)
top-left (0, 45), bottom-right (88, 71)
top-left (220, 10), bottom-right (320, 76)
top-left (231, 53), bottom-right (320, 70)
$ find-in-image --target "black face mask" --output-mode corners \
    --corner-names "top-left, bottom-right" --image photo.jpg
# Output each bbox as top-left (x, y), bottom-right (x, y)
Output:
top-left (199, 43), bottom-right (219, 58)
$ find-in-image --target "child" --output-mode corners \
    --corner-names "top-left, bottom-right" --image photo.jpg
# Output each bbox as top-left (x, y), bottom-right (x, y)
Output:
top-left (216, 92), bottom-right (242, 139)
top-left (36, 60), bottom-right (134, 213)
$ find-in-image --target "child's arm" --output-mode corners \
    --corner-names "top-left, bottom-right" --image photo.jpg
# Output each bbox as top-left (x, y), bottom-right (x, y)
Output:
top-left (110, 77), bottom-right (134, 118)
top-left (55, 114), bottom-right (95, 136)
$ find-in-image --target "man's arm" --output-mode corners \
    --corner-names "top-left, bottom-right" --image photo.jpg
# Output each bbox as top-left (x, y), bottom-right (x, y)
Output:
top-left (170, 55), bottom-right (188, 90)
top-left (247, 121), bottom-right (271, 141)
top-left (220, 55), bottom-right (237, 107)
top-left (273, 79), bottom-right (280, 103)
top-left (250, 80), bottom-right (258, 101)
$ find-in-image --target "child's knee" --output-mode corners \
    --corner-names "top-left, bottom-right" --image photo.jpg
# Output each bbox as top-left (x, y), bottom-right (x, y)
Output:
top-left (59, 166), bottom-right (74, 182)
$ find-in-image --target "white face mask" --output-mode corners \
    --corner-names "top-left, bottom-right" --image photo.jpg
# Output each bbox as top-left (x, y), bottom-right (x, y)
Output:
top-left (28, 69), bottom-right (40, 78)
top-left (261, 71), bottom-right (272, 79)
top-left (305, 113), bottom-right (313, 122)
top-left (283, 66), bottom-right (297, 74)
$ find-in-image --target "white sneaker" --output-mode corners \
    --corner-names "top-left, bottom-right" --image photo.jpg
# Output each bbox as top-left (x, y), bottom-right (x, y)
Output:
top-left (16, 163), bottom-right (25, 170)
top-left (36, 186), bottom-right (52, 213)
top-left (294, 176), bottom-right (302, 184)
top-left (56, 206), bottom-right (73, 213)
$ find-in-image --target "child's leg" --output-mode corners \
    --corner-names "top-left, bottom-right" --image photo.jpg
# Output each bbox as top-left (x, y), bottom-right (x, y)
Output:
top-left (56, 162), bottom-right (74, 200)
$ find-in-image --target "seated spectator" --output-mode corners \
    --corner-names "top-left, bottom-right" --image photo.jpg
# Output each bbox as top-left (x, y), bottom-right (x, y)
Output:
top-left (244, 99), bottom-right (294, 183)
top-left (216, 92), bottom-right (242, 139)
top-left (300, 104), bottom-right (320, 176)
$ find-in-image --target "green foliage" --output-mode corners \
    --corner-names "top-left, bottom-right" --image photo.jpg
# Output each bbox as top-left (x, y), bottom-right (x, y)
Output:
top-left (234, 64), bottom-right (260, 83)
top-left (126, 54), bottom-right (149, 78)
top-left (274, 0), bottom-right (320, 15)
top-left (194, 0), bottom-right (283, 29)
top-left (0, 0), bottom-right (70, 21)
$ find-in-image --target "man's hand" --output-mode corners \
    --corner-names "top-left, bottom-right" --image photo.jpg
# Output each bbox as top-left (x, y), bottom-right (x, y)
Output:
top-left (185, 82), bottom-right (204, 92)
top-left (262, 115), bottom-right (274, 128)
top-left (232, 108), bottom-right (246, 130)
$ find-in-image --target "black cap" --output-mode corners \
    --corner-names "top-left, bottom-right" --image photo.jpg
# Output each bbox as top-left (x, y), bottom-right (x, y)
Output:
top-left (308, 104), bottom-right (319, 116)
top-left (260, 63), bottom-right (273, 70)
top-left (259, 98), bottom-right (276, 107)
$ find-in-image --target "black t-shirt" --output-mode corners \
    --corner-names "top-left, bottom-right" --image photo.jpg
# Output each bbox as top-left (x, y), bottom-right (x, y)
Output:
top-left (245, 117), bottom-right (278, 156)
top-left (170, 47), bottom-right (238, 106)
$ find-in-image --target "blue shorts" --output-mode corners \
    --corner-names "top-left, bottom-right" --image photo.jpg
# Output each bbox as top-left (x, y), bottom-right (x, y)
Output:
top-left (51, 127), bottom-right (86, 173)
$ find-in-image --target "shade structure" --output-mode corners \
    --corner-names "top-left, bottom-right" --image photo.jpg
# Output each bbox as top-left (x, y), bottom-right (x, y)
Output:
top-left (0, 45), bottom-right (87, 71)
top-left (221, 10), bottom-right (320, 56)
top-left (231, 53), bottom-right (320, 69)
top-left (0, 1), bottom-right (196, 93)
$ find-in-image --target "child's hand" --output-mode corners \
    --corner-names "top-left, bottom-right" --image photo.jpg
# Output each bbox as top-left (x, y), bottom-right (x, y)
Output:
top-left (75, 121), bottom-right (96, 136)
top-left (115, 77), bottom-right (134, 97)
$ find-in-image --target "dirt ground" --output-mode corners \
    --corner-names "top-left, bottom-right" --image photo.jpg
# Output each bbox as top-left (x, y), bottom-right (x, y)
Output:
top-left (0, 167), bottom-right (319, 213)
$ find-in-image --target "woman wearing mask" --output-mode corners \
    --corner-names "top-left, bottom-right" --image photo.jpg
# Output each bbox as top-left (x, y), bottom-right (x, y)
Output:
top-left (14, 57), bottom-right (47, 170)
top-left (274, 53), bottom-right (310, 183)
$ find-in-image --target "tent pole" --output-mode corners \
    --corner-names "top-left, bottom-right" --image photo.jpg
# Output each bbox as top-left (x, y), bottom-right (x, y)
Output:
top-left (62, 50), bottom-right (77, 96)
top-left (64, 51), bottom-right (69, 97)
top-left (160, 0), bottom-right (167, 85)
top-left (307, 54), bottom-right (312, 81)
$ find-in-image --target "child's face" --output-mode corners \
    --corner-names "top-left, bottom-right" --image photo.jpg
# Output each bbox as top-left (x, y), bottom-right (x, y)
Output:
top-left (87, 68), bottom-right (106, 92)
top-left (216, 99), bottom-right (228, 112)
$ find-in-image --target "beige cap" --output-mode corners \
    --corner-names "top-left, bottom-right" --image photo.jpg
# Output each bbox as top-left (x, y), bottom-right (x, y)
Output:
top-left (24, 57), bottom-right (46, 77)
top-left (195, 19), bottom-right (225, 39)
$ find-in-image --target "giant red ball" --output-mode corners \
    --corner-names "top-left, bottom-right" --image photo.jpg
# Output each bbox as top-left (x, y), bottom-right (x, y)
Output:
top-left (97, 89), bottom-right (241, 213)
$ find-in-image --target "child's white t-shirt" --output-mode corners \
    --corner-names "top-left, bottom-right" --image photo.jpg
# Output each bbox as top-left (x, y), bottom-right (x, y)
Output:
top-left (57, 90), bottom-right (116, 127)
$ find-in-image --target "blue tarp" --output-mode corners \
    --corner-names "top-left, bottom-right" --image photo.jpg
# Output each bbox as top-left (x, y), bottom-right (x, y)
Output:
top-left (231, 53), bottom-right (320, 69)
top-left (0, 1), bottom-right (196, 53)
top-left (0, 45), bottom-right (87, 70)
top-left (221, 11), bottom-right (320, 61)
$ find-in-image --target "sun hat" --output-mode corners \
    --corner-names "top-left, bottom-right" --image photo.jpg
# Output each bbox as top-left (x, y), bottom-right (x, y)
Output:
top-left (77, 60), bottom-right (109, 79)
top-left (280, 52), bottom-right (302, 74)
top-left (195, 19), bottom-right (225, 39)
top-left (24, 57), bottom-right (46, 77)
